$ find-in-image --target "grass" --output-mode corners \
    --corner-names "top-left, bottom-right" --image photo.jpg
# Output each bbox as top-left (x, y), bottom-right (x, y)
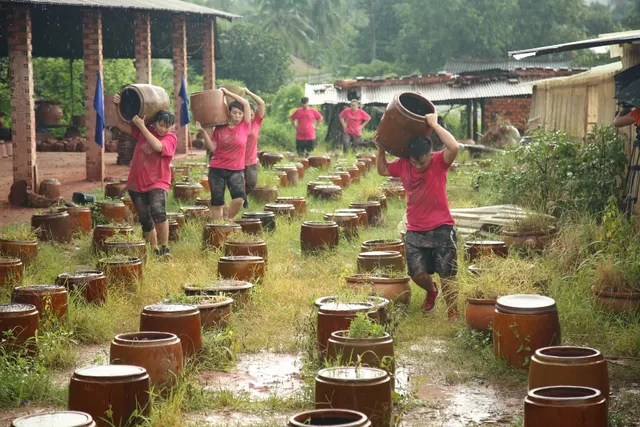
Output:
top-left (0, 153), bottom-right (639, 426)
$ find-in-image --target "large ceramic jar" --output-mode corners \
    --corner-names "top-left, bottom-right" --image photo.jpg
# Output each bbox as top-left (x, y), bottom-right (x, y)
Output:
top-left (97, 201), bottom-right (127, 223)
top-left (224, 239), bottom-right (268, 262)
top-left (242, 212), bottom-right (276, 232)
top-left (317, 302), bottom-right (378, 354)
top-left (97, 257), bottom-right (143, 288)
top-left (361, 239), bottom-right (405, 258)
top-left (118, 84), bottom-right (170, 123)
top-left (68, 365), bottom-right (150, 427)
top-left (166, 212), bottom-right (185, 228)
top-left (276, 197), bottom-right (307, 215)
top-left (502, 227), bottom-right (558, 251)
top-left (307, 180), bottom-right (331, 196)
top-left (140, 304), bottom-right (202, 357)
top-left (261, 153), bottom-right (284, 167)
top-left (276, 170), bottom-right (289, 187)
top-left (308, 155), bottom-right (330, 168)
top-left (0, 239), bottom-right (38, 265)
top-left (376, 92), bottom-right (435, 158)
top-left (592, 288), bottom-right (640, 315)
top-left (287, 409), bottom-right (371, 427)
top-left (190, 296), bottom-right (234, 329)
top-left (357, 251), bottom-right (404, 274)
top-left (380, 185), bottom-right (405, 200)
top-left (334, 171), bottom-right (352, 188)
top-left (249, 186), bottom-right (279, 204)
top-left (315, 367), bottom-right (392, 427)
top-left (295, 163), bottom-right (305, 179)
top-left (464, 240), bottom-right (508, 262)
top-left (528, 347), bottom-right (609, 401)
top-left (493, 295), bottom-right (561, 369)
top-left (347, 165), bottom-right (361, 182)
top-left (31, 211), bottom-right (73, 243)
top-left (12, 285), bottom-right (68, 320)
top-left (231, 218), bottom-right (263, 235)
top-left (218, 255), bottom-right (266, 282)
top-left (173, 183), bottom-right (203, 202)
top-left (277, 166), bottom-right (300, 186)
top-left (168, 220), bottom-right (180, 242)
top-left (367, 194), bottom-right (387, 210)
top-left (301, 221), bottom-right (339, 254)
top-left (336, 208), bottom-right (369, 229)
top-left (180, 205), bottom-right (210, 223)
top-left (182, 280), bottom-right (254, 308)
top-left (0, 303), bottom-right (39, 352)
top-left (264, 203), bottom-right (296, 218)
top-left (195, 197), bottom-right (211, 207)
top-left (93, 224), bottom-right (134, 253)
top-left (345, 274), bottom-right (411, 305)
top-left (11, 412), bottom-right (97, 427)
top-left (200, 176), bottom-right (210, 192)
top-left (0, 257), bottom-right (23, 287)
top-left (317, 175), bottom-right (343, 187)
top-left (103, 239), bottom-right (148, 264)
top-left (324, 213), bottom-right (359, 240)
top-left (105, 182), bottom-right (127, 199)
top-left (38, 178), bottom-right (61, 199)
top-left (56, 271), bottom-right (107, 305)
top-left (327, 331), bottom-right (395, 379)
top-left (203, 223), bottom-right (242, 249)
top-left (465, 298), bottom-right (497, 332)
top-left (66, 206), bottom-right (93, 234)
top-left (313, 185), bottom-right (343, 200)
top-left (110, 332), bottom-right (183, 388)
top-left (349, 202), bottom-right (382, 226)
top-left (190, 89), bottom-right (228, 127)
top-left (524, 386), bottom-right (607, 427)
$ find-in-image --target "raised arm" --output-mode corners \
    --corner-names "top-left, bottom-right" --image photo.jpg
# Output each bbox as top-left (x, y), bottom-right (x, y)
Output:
top-left (614, 107), bottom-right (637, 128)
top-left (373, 131), bottom-right (389, 176)
top-left (245, 88), bottom-right (265, 118)
top-left (195, 121), bottom-right (216, 153)
top-left (112, 94), bottom-right (132, 135)
top-left (426, 113), bottom-right (458, 165)
top-left (222, 88), bottom-right (251, 123)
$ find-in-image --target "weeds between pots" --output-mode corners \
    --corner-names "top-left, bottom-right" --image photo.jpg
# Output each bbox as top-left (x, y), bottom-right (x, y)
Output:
top-left (0, 223), bottom-right (37, 241)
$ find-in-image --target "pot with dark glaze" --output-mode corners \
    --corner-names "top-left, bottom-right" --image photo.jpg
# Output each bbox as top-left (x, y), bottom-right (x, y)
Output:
top-left (0, 257), bottom-right (23, 287)
top-left (317, 302), bottom-right (379, 355)
top-left (287, 409), bottom-right (371, 427)
top-left (224, 239), bottom-right (268, 262)
top-left (105, 182), bottom-right (127, 199)
top-left (139, 303), bottom-right (202, 357)
top-left (218, 255), bottom-right (266, 282)
top-left (11, 411), bottom-right (97, 427)
top-left (173, 183), bottom-right (203, 202)
top-left (349, 202), bottom-right (382, 226)
top-left (345, 274), bottom-right (411, 305)
top-left (232, 218), bottom-right (263, 235)
top-left (464, 240), bottom-right (508, 262)
top-left (324, 213), bottom-right (359, 240)
top-left (56, 270), bottom-right (107, 304)
top-left (103, 239), bottom-right (148, 264)
top-left (524, 386), bottom-right (607, 427)
top-left (31, 211), bottom-right (73, 243)
top-left (0, 239), bottom-right (38, 265)
top-left (0, 303), bottom-right (39, 353)
top-left (275, 197), bottom-right (307, 215)
top-left (301, 221), bottom-right (340, 254)
top-left (97, 257), bottom-right (143, 288)
top-left (203, 223), bottom-right (242, 250)
top-left (465, 298), bottom-right (497, 332)
top-left (242, 211), bottom-right (276, 232)
top-left (97, 201), bottom-right (127, 224)
top-left (361, 239), bottom-right (405, 258)
top-left (92, 224), bottom-right (134, 253)
top-left (12, 284), bottom-right (68, 320)
top-left (180, 205), bottom-right (210, 223)
top-left (182, 280), bottom-right (254, 308)
top-left (336, 208), bottom-right (369, 229)
top-left (357, 251), bottom-right (404, 274)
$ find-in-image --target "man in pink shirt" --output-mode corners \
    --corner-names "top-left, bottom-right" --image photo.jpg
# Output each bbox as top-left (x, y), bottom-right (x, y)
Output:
top-left (375, 112), bottom-right (460, 318)
top-left (112, 95), bottom-right (177, 258)
top-left (290, 97), bottom-right (323, 156)
top-left (339, 99), bottom-right (371, 153)
top-left (244, 89), bottom-right (266, 209)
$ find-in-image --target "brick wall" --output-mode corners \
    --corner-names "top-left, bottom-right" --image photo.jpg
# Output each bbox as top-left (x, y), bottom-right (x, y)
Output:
top-left (8, 6), bottom-right (37, 189)
top-left (83, 10), bottom-right (105, 182)
top-left (172, 15), bottom-right (188, 154)
top-left (202, 19), bottom-right (215, 91)
top-left (134, 12), bottom-right (152, 84)
top-left (482, 96), bottom-right (532, 134)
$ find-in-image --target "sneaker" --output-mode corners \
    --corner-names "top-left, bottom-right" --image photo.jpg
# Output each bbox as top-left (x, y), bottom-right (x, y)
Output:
top-left (154, 246), bottom-right (172, 259)
top-left (422, 286), bottom-right (440, 313)
top-left (243, 199), bottom-right (249, 209)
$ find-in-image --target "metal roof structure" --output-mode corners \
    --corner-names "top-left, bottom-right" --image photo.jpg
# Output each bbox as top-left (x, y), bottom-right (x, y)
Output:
top-left (444, 58), bottom-right (573, 74)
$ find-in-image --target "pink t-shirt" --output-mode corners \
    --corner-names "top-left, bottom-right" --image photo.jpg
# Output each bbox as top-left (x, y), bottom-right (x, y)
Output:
top-left (340, 108), bottom-right (371, 136)
top-left (630, 109), bottom-right (640, 126)
top-left (387, 150), bottom-right (455, 232)
top-left (291, 107), bottom-right (322, 140)
top-left (209, 121), bottom-right (251, 171)
top-left (126, 126), bottom-right (177, 193)
top-left (245, 115), bottom-right (264, 166)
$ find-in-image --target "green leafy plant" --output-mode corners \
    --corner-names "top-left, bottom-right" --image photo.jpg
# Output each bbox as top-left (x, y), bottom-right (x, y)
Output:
top-left (503, 212), bottom-right (557, 233)
top-left (461, 257), bottom-right (544, 300)
top-left (161, 294), bottom-right (229, 305)
top-left (104, 232), bottom-right (143, 244)
top-left (0, 224), bottom-right (37, 241)
top-left (347, 312), bottom-right (386, 339)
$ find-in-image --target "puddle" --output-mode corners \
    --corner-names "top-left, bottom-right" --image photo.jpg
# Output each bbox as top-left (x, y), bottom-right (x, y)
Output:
top-left (199, 352), bottom-right (304, 400)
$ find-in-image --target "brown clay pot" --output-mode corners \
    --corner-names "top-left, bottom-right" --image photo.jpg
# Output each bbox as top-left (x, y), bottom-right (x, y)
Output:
top-left (524, 386), bottom-right (607, 427)
top-left (12, 285), bottom-right (68, 320)
top-left (250, 186), bottom-right (279, 203)
top-left (502, 228), bottom-right (558, 251)
top-left (261, 152), bottom-right (284, 167)
top-left (97, 257), bottom-right (143, 288)
top-left (529, 347), bottom-right (609, 401)
top-left (295, 163), bottom-right (305, 179)
top-left (200, 176), bottom-right (210, 193)
top-left (0, 303), bottom-right (39, 352)
top-left (367, 194), bottom-right (387, 210)
top-left (231, 218), bottom-right (263, 235)
top-left (11, 412), bottom-right (97, 427)
top-left (307, 180), bottom-right (331, 196)
top-left (387, 177), bottom-right (402, 185)
top-left (190, 296), bottom-right (234, 329)
top-left (110, 332), bottom-right (183, 388)
top-left (465, 298), bottom-right (497, 332)
top-left (173, 183), bottom-right (204, 202)
top-left (140, 303), bottom-right (203, 357)
top-left (277, 166), bottom-right (300, 186)
top-left (347, 166), bottom-right (361, 183)
top-left (361, 239), bottom-right (405, 258)
top-left (168, 220), bottom-right (180, 242)
top-left (31, 211), bottom-right (73, 243)
top-left (315, 296), bottom-right (390, 325)
top-left (68, 365), bottom-right (150, 427)
top-left (336, 171), bottom-right (352, 188)
top-left (276, 170), bottom-right (288, 187)
top-left (592, 289), bottom-right (640, 315)
top-left (356, 161), bottom-right (367, 175)
top-left (195, 197), bottom-right (211, 207)
top-left (203, 223), bottom-right (242, 249)
top-left (118, 84), bottom-right (170, 124)
top-left (103, 240), bottom-right (147, 264)
top-left (275, 197), bottom-right (307, 215)
top-left (301, 221), bottom-right (340, 254)
top-left (56, 271), bottom-right (107, 305)
top-left (97, 202), bottom-right (127, 224)
top-left (0, 239), bottom-right (38, 265)
top-left (182, 280), bottom-right (254, 308)
top-left (190, 89), bottom-right (228, 127)
top-left (308, 155), bottom-right (330, 168)
top-left (344, 274), bottom-right (411, 305)
top-left (287, 409), bottom-right (371, 427)
top-left (92, 224), bottom-right (133, 253)
top-left (357, 251), bottom-right (404, 274)
top-left (376, 92), bottom-right (435, 158)
top-left (66, 207), bottom-right (93, 233)
top-left (349, 202), bottom-right (382, 226)
top-left (38, 178), bottom-right (61, 200)
top-left (166, 212), bottom-right (186, 228)
top-left (123, 198), bottom-right (137, 223)
top-left (218, 255), bottom-right (266, 282)
top-left (315, 367), bottom-right (392, 427)
top-left (380, 185), bottom-right (405, 200)
top-left (313, 185), bottom-right (343, 200)
top-left (327, 331), bottom-right (395, 380)
top-left (264, 203), bottom-right (296, 218)
top-left (105, 182), bottom-right (127, 199)
top-left (0, 256), bottom-right (23, 287)
top-left (335, 208), bottom-right (369, 229)
top-left (180, 206), bottom-right (210, 223)
top-left (224, 239), bottom-right (268, 262)
top-left (464, 240), bottom-right (508, 262)
top-left (324, 213), bottom-right (359, 240)
top-left (493, 294), bottom-right (561, 369)
top-left (242, 212), bottom-right (276, 232)
top-left (317, 175), bottom-right (343, 187)
top-left (317, 302), bottom-right (379, 354)
top-left (356, 153), bottom-right (377, 162)
top-left (298, 158), bottom-right (310, 169)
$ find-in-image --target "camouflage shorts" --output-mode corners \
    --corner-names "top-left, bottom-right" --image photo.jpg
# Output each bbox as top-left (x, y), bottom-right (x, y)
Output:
top-left (405, 225), bottom-right (458, 277)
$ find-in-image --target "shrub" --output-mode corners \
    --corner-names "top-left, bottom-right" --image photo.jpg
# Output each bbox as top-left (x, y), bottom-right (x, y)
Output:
top-left (258, 118), bottom-right (296, 152)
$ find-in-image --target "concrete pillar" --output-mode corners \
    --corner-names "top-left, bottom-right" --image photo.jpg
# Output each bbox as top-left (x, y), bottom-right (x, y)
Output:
top-left (83, 10), bottom-right (105, 182)
top-left (8, 6), bottom-right (37, 189)
top-left (134, 12), bottom-right (152, 84)
top-left (202, 19), bottom-right (216, 90)
top-left (172, 15), bottom-right (188, 154)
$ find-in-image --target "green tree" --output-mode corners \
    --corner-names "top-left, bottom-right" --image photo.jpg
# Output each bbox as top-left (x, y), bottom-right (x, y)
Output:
top-left (252, 0), bottom-right (315, 55)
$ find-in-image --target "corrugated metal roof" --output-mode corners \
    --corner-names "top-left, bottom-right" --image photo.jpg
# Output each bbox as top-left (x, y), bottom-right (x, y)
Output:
top-left (0, 0), bottom-right (240, 19)
top-left (509, 31), bottom-right (640, 59)
top-left (444, 58), bottom-right (573, 74)
top-left (532, 61), bottom-right (622, 87)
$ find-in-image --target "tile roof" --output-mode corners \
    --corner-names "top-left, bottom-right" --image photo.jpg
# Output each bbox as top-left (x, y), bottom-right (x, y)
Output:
top-left (444, 58), bottom-right (573, 74)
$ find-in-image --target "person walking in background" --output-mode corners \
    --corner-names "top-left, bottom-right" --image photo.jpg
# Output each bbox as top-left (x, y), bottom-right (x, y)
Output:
top-left (112, 94), bottom-right (177, 258)
top-left (291, 97), bottom-right (323, 156)
top-left (374, 112), bottom-right (460, 318)
top-left (243, 88), bottom-right (266, 209)
top-left (339, 99), bottom-right (371, 153)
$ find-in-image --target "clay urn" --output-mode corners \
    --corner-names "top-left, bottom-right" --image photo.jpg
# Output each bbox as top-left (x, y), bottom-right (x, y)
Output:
top-left (0, 257), bottom-right (23, 287)
top-left (231, 218), bottom-right (263, 235)
top-left (140, 303), bottom-right (202, 357)
top-left (276, 196), bottom-right (307, 215)
top-left (242, 211), bottom-right (276, 232)
top-left (0, 238), bottom-right (38, 266)
top-left (356, 251), bottom-right (404, 274)
top-left (12, 284), bottom-right (68, 320)
top-left (349, 202), bottom-right (382, 226)
top-left (182, 279), bottom-right (254, 308)
top-left (301, 221), bottom-right (339, 254)
top-left (218, 255), bottom-right (266, 282)
top-left (11, 412), bottom-right (97, 427)
top-left (56, 270), bottom-right (107, 305)
top-left (31, 210), bottom-right (73, 243)
top-left (203, 223), bottom-right (242, 250)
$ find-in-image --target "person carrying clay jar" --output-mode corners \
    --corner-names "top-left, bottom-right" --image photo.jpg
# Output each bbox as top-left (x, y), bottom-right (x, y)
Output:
top-left (196, 87), bottom-right (252, 221)
top-left (112, 94), bottom-right (177, 258)
top-left (243, 88), bottom-right (266, 209)
top-left (374, 112), bottom-right (460, 319)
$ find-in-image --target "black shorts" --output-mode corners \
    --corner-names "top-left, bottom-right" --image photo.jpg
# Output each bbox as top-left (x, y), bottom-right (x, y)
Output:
top-left (128, 189), bottom-right (168, 233)
top-left (296, 139), bottom-right (315, 156)
top-left (244, 164), bottom-right (259, 196)
top-left (405, 225), bottom-right (458, 278)
top-left (208, 167), bottom-right (246, 206)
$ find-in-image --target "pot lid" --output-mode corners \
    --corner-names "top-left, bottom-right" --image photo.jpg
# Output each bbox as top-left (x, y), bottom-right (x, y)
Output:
top-left (465, 240), bottom-right (506, 246)
top-left (358, 250), bottom-right (402, 258)
top-left (265, 203), bottom-right (295, 209)
top-left (318, 366), bottom-right (388, 381)
top-left (12, 411), bottom-right (94, 427)
top-left (14, 284), bottom-right (65, 292)
top-left (496, 294), bottom-right (556, 314)
top-left (0, 303), bottom-right (36, 313)
top-left (0, 256), bottom-right (21, 264)
top-left (350, 201), bottom-right (380, 207)
top-left (73, 365), bottom-right (147, 379)
top-left (114, 331), bottom-right (178, 343)
top-left (314, 185), bottom-right (341, 190)
top-left (243, 212), bottom-right (275, 218)
top-left (143, 303), bottom-right (197, 313)
top-left (319, 302), bottom-right (373, 312)
top-left (219, 255), bottom-right (264, 262)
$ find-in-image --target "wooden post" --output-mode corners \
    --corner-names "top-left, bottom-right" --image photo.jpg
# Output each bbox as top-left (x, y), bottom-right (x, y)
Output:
top-left (172, 15), bottom-right (188, 154)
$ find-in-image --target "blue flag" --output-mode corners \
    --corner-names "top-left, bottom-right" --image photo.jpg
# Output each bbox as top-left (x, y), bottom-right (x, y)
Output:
top-left (179, 75), bottom-right (191, 127)
top-left (93, 71), bottom-right (104, 147)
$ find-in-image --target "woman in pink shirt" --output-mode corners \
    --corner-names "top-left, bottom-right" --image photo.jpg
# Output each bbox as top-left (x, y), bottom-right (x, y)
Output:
top-left (196, 88), bottom-right (251, 221)
top-left (243, 89), bottom-right (266, 208)
top-left (339, 99), bottom-right (371, 153)
top-left (290, 97), bottom-right (323, 156)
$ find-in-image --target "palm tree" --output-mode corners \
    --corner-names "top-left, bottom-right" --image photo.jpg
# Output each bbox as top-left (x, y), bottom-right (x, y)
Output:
top-left (252, 0), bottom-right (316, 55)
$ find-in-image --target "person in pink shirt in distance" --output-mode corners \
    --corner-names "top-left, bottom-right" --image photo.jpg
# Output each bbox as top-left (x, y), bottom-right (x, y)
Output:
top-left (243, 89), bottom-right (266, 209)
top-left (196, 87), bottom-right (252, 221)
top-left (112, 94), bottom-right (177, 258)
top-left (290, 97), bottom-right (323, 156)
top-left (339, 99), bottom-right (371, 153)
top-left (374, 112), bottom-right (460, 319)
